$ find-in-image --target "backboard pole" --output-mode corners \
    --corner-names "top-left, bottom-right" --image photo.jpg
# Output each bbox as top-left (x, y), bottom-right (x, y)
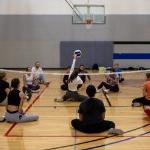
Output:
top-left (65, 0), bottom-right (83, 22)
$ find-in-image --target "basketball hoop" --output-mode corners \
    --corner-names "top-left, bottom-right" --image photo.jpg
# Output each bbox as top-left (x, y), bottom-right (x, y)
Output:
top-left (85, 18), bottom-right (93, 29)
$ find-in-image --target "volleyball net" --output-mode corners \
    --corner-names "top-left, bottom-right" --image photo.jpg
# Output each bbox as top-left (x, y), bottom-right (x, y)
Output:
top-left (0, 67), bottom-right (147, 89)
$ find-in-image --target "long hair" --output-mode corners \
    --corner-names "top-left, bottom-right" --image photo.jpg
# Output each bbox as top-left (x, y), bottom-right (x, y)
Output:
top-left (68, 70), bottom-right (79, 83)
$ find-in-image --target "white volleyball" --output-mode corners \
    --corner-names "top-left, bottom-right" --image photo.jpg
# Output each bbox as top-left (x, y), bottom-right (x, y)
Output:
top-left (74, 49), bottom-right (82, 58)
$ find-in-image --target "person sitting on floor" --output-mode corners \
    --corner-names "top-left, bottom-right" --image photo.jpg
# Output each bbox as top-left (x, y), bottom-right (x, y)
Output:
top-left (32, 61), bottom-right (49, 86)
top-left (55, 55), bottom-right (87, 102)
top-left (77, 65), bottom-right (91, 89)
top-left (5, 78), bottom-right (39, 123)
top-left (78, 65), bottom-right (91, 83)
top-left (60, 66), bottom-right (70, 91)
top-left (0, 71), bottom-right (10, 106)
top-left (97, 69), bottom-right (119, 93)
top-left (71, 85), bottom-right (123, 134)
top-left (132, 72), bottom-right (150, 107)
top-left (23, 67), bottom-right (40, 100)
top-left (113, 63), bottom-right (124, 83)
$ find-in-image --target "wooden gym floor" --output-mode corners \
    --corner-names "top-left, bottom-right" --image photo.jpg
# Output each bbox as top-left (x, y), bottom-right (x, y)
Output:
top-left (0, 70), bottom-right (150, 150)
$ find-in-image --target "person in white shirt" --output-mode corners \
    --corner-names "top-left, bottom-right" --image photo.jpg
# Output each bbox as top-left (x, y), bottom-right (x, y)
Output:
top-left (31, 61), bottom-right (44, 83)
top-left (32, 61), bottom-right (49, 86)
top-left (63, 70), bottom-right (88, 101)
top-left (55, 55), bottom-right (87, 102)
top-left (97, 69), bottom-right (119, 93)
top-left (23, 67), bottom-right (40, 100)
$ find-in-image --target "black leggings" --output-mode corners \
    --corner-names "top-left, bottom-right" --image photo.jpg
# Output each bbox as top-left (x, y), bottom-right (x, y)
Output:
top-left (98, 82), bottom-right (119, 92)
top-left (71, 119), bottom-right (115, 133)
top-left (132, 97), bottom-right (150, 106)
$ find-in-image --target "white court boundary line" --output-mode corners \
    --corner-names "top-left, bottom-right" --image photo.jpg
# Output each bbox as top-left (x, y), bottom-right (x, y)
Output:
top-left (0, 68), bottom-right (150, 75)
top-left (39, 115), bottom-right (144, 118)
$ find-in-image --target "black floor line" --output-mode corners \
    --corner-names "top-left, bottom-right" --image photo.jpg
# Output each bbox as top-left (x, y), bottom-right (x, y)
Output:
top-left (44, 123), bottom-right (150, 150)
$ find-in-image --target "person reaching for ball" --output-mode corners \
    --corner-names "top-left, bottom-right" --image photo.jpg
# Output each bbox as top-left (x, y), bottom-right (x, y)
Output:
top-left (55, 52), bottom-right (87, 102)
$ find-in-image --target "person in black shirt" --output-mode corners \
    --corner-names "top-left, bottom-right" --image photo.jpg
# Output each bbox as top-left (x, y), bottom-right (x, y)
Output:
top-left (5, 78), bottom-right (39, 123)
top-left (0, 71), bottom-right (10, 105)
top-left (71, 85), bottom-right (123, 134)
top-left (77, 65), bottom-right (91, 89)
top-left (61, 66), bottom-right (70, 91)
top-left (79, 65), bottom-right (91, 83)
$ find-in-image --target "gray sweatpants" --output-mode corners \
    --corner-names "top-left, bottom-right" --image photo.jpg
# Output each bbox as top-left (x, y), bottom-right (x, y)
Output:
top-left (63, 91), bottom-right (88, 101)
top-left (5, 112), bottom-right (39, 123)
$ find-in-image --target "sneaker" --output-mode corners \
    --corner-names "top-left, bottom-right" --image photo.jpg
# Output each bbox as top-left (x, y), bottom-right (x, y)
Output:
top-left (96, 89), bottom-right (101, 93)
top-left (108, 128), bottom-right (124, 135)
top-left (0, 116), bottom-right (6, 122)
top-left (24, 94), bottom-right (29, 100)
top-left (31, 90), bottom-right (40, 93)
top-left (132, 102), bottom-right (141, 107)
top-left (103, 89), bottom-right (109, 94)
top-left (54, 97), bottom-right (64, 102)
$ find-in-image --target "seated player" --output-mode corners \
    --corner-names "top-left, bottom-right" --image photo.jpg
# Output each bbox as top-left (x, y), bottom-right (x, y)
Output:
top-left (77, 65), bottom-right (91, 89)
top-left (132, 73), bottom-right (150, 107)
top-left (23, 67), bottom-right (40, 100)
top-left (32, 61), bottom-right (49, 85)
top-left (113, 63), bottom-right (124, 83)
top-left (5, 78), bottom-right (39, 123)
top-left (60, 66), bottom-right (70, 91)
top-left (78, 65), bottom-right (91, 83)
top-left (71, 85), bottom-right (123, 134)
top-left (0, 71), bottom-right (10, 106)
top-left (56, 70), bottom-right (88, 102)
top-left (55, 54), bottom-right (87, 102)
top-left (97, 69), bottom-right (119, 93)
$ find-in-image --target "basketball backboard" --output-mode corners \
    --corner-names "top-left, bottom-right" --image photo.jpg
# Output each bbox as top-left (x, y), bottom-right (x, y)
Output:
top-left (72, 4), bottom-right (105, 24)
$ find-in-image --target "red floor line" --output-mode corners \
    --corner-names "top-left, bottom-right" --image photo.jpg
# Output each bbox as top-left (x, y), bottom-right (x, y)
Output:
top-left (6, 134), bottom-right (150, 138)
top-left (4, 85), bottom-right (48, 136)
top-left (4, 123), bottom-right (17, 137)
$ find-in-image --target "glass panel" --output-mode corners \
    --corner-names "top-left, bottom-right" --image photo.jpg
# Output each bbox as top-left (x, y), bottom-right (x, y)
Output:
top-left (72, 5), bottom-right (105, 24)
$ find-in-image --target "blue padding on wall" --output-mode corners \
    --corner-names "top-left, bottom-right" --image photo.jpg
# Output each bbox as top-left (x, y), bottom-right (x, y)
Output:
top-left (113, 53), bottom-right (150, 59)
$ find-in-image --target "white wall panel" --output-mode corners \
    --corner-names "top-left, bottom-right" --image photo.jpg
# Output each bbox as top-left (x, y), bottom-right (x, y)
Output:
top-left (0, 0), bottom-right (150, 14)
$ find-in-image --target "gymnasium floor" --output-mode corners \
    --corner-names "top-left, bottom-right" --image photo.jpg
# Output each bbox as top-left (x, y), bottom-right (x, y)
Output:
top-left (0, 70), bottom-right (150, 150)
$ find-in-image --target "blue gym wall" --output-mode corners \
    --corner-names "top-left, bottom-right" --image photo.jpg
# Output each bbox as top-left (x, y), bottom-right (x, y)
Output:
top-left (0, 15), bottom-right (150, 68)
top-left (60, 41), bottom-right (113, 68)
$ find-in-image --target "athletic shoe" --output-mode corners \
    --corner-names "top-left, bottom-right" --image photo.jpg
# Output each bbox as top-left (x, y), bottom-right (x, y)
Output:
top-left (103, 89), bottom-right (109, 94)
top-left (24, 94), bottom-right (29, 100)
top-left (96, 89), bottom-right (101, 93)
top-left (54, 97), bottom-right (64, 102)
top-left (0, 116), bottom-right (5, 122)
top-left (132, 102), bottom-right (141, 107)
top-left (31, 89), bottom-right (40, 93)
top-left (108, 128), bottom-right (124, 135)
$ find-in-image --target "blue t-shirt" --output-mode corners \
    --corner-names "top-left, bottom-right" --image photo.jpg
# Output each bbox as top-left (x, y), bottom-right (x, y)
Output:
top-left (114, 68), bottom-right (122, 73)
top-left (78, 98), bottom-right (106, 124)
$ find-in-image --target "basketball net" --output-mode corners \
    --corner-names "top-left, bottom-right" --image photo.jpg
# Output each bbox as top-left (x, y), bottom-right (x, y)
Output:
top-left (85, 18), bottom-right (93, 29)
